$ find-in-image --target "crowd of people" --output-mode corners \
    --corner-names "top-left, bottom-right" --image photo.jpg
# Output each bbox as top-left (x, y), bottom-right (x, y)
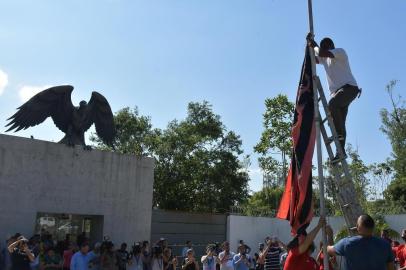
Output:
top-left (1, 215), bottom-right (406, 270)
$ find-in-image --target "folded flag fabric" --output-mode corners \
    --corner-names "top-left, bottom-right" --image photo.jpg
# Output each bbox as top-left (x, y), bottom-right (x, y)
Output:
top-left (277, 46), bottom-right (316, 236)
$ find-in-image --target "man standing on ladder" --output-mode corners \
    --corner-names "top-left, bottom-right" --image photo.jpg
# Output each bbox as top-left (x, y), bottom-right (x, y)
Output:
top-left (307, 34), bottom-right (361, 162)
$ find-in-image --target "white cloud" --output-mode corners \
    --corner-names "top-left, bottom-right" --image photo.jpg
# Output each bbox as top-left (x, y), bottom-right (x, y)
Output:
top-left (0, 69), bottom-right (9, 96)
top-left (19, 85), bottom-right (51, 102)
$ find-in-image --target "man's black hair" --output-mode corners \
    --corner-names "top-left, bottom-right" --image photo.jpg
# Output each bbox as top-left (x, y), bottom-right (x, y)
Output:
top-left (80, 241), bottom-right (90, 248)
top-left (320, 37), bottom-right (335, 49)
top-left (359, 214), bottom-right (375, 229)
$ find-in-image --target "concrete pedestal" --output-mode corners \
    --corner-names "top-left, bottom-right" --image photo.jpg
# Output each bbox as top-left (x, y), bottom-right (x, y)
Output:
top-left (0, 134), bottom-right (154, 244)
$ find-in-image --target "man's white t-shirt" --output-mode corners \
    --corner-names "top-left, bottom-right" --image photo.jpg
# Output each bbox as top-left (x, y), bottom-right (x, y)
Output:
top-left (218, 251), bottom-right (235, 270)
top-left (315, 47), bottom-right (358, 95)
top-left (201, 255), bottom-right (218, 270)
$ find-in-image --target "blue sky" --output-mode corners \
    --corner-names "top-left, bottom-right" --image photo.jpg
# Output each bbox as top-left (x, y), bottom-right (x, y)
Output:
top-left (0, 0), bottom-right (405, 192)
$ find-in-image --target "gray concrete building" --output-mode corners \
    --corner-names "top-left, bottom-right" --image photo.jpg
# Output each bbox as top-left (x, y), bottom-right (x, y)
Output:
top-left (0, 134), bottom-right (154, 245)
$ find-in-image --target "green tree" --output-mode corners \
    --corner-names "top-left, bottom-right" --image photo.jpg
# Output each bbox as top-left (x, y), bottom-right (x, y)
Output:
top-left (242, 186), bottom-right (284, 216)
top-left (346, 146), bottom-right (371, 210)
top-left (368, 161), bottom-right (393, 200)
top-left (321, 147), bottom-right (373, 215)
top-left (254, 94), bottom-right (294, 186)
top-left (241, 185), bottom-right (335, 217)
top-left (153, 101), bottom-right (249, 212)
top-left (380, 80), bottom-right (406, 178)
top-left (90, 107), bottom-right (157, 156)
top-left (312, 188), bottom-right (336, 216)
top-left (92, 102), bottom-right (250, 213)
top-left (380, 80), bottom-right (406, 211)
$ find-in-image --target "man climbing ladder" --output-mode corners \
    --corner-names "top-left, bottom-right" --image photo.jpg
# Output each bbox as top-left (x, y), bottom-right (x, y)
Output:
top-left (307, 34), bottom-right (361, 161)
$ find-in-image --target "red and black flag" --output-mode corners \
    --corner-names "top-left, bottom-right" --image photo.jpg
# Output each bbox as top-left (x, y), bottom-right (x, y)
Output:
top-left (277, 46), bottom-right (316, 235)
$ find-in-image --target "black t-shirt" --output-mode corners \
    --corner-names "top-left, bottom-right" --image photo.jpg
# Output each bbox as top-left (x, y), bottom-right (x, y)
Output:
top-left (182, 259), bottom-right (197, 270)
top-left (11, 248), bottom-right (31, 270)
top-left (117, 250), bottom-right (130, 269)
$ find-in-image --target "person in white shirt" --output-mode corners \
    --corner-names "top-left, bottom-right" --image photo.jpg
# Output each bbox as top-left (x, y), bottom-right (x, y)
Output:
top-left (218, 242), bottom-right (235, 270)
top-left (201, 246), bottom-right (218, 270)
top-left (307, 34), bottom-right (361, 161)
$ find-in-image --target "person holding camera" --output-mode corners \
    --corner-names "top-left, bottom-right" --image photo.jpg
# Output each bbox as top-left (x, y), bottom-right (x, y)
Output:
top-left (128, 243), bottom-right (143, 270)
top-left (7, 235), bottom-right (35, 270)
top-left (140, 241), bottom-right (151, 270)
top-left (151, 246), bottom-right (163, 270)
top-left (201, 245), bottom-right (218, 270)
top-left (258, 236), bottom-right (285, 270)
top-left (182, 249), bottom-right (199, 270)
top-left (163, 248), bottom-right (177, 270)
top-left (218, 242), bottom-right (235, 270)
top-left (233, 244), bottom-right (252, 270)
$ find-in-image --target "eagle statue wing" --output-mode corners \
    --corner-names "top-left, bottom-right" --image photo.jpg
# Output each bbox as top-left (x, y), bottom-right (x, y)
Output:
top-left (82, 91), bottom-right (115, 146)
top-left (6, 85), bottom-right (74, 133)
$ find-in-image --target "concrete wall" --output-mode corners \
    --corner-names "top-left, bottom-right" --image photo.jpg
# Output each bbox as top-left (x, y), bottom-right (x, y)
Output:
top-left (0, 134), bottom-right (154, 245)
top-left (227, 214), bottom-right (406, 253)
top-left (151, 209), bottom-right (227, 256)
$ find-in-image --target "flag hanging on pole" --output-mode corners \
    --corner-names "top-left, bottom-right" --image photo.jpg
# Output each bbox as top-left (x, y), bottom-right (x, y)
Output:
top-left (277, 46), bottom-right (316, 235)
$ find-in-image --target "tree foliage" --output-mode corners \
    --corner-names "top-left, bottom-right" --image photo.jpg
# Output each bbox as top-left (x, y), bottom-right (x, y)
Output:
top-left (242, 186), bottom-right (284, 216)
top-left (379, 81), bottom-right (406, 212)
top-left (380, 80), bottom-right (406, 179)
top-left (152, 102), bottom-right (249, 212)
top-left (91, 102), bottom-right (250, 213)
top-left (90, 107), bottom-right (157, 156)
top-left (254, 94), bottom-right (294, 185)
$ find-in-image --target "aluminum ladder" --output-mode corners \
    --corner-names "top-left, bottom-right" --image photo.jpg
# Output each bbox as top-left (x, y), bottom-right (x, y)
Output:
top-left (315, 76), bottom-right (364, 233)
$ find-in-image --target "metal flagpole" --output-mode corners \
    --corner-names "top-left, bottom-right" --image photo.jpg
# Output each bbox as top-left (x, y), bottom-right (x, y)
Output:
top-left (307, 0), bottom-right (329, 270)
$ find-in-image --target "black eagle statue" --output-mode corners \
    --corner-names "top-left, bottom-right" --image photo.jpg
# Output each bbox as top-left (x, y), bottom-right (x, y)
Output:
top-left (6, 85), bottom-right (116, 149)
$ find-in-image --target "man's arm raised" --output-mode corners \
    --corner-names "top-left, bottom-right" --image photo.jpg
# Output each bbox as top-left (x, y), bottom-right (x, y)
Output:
top-left (306, 33), bottom-right (334, 59)
top-left (298, 217), bottom-right (326, 254)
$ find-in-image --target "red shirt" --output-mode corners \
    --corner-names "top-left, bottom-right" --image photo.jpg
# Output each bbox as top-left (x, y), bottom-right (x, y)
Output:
top-left (317, 252), bottom-right (334, 270)
top-left (63, 250), bottom-right (74, 268)
top-left (284, 247), bottom-right (318, 270)
top-left (397, 244), bottom-right (406, 267)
